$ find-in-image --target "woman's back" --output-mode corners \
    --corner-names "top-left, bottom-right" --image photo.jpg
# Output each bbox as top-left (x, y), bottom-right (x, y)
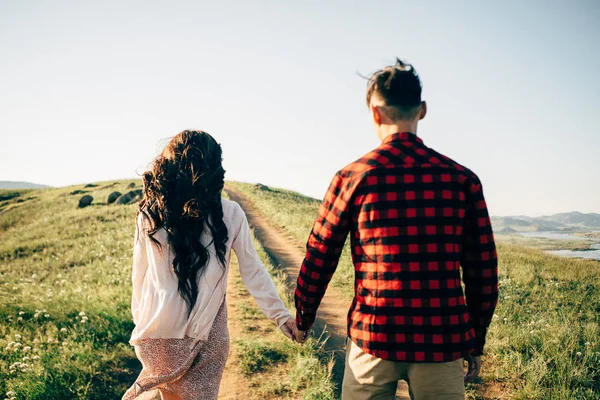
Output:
top-left (123, 130), bottom-right (293, 400)
top-left (130, 198), bottom-right (245, 344)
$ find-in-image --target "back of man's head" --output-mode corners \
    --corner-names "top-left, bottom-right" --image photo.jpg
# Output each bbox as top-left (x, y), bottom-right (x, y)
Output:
top-left (366, 58), bottom-right (423, 122)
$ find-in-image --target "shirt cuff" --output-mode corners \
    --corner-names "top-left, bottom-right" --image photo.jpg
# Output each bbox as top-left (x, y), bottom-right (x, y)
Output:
top-left (295, 309), bottom-right (316, 331)
top-left (472, 326), bottom-right (488, 356)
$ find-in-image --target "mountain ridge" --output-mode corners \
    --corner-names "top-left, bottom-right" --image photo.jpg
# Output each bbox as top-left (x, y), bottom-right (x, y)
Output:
top-left (0, 181), bottom-right (51, 189)
top-left (492, 211), bottom-right (600, 232)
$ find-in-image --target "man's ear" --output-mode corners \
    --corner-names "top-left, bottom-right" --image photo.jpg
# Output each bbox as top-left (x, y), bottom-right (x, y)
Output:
top-left (419, 101), bottom-right (427, 120)
top-left (371, 105), bottom-right (382, 125)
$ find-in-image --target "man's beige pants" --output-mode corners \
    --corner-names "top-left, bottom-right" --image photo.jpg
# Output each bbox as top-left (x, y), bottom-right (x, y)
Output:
top-left (342, 340), bottom-right (465, 400)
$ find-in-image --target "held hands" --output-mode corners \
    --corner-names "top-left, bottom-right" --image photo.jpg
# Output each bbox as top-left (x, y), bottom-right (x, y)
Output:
top-left (279, 317), bottom-right (296, 341)
top-left (279, 317), bottom-right (310, 344)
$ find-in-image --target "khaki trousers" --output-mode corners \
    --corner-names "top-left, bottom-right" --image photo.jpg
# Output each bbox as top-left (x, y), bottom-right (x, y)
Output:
top-left (341, 340), bottom-right (465, 400)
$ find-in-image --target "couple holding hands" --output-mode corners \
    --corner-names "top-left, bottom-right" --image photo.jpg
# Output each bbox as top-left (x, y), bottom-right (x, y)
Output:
top-left (123, 58), bottom-right (498, 400)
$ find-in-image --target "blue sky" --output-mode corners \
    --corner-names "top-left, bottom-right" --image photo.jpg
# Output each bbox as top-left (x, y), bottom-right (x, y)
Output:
top-left (0, 0), bottom-right (598, 216)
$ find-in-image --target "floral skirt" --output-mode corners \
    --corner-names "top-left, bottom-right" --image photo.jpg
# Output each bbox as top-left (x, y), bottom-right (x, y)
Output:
top-left (123, 301), bottom-right (229, 400)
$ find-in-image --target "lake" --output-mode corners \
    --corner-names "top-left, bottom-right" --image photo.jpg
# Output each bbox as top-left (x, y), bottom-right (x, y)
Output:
top-left (518, 231), bottom-right (600, 261)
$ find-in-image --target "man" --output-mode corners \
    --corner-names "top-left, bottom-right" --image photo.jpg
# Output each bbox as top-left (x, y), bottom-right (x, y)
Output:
top-left (293, 59), bottom-right (498, 400)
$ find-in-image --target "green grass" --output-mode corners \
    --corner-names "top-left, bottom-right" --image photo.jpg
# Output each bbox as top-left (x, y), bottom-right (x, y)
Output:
top-left (229, 181), bottom-right (600, 400)
top-left (0, 181), bottom-right (334, 400)
top-left (227, 182), bottom-right (356, 299)
top-left (230, 230), bottom-right (335, 399)
top-left (0, 180), bottom-right (142, 400)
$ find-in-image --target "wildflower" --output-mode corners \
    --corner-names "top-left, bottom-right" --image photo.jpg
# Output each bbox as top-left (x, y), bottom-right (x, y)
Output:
top-left (32, 355), bottom-right (40, 360)
top-left (47, 337), bottom-right (54, 343)
top-left (44, 314), bottom-right (50, 318)
top-left (79, 311), bottom-right (86, 316)
top-left (14, 343), bottom-right (22, 348)
top-left (23, 346), bottom-right (31, 352)
top-left (31, 274), bottom-right (37, 279)
top-left (22, 356), bottom-right (30, 362)
top-left (18, 311), bottom-right (24, 316)
top-left (17, 317), bottom-right (23, 322)
top-left (585, 342), bottom-right (591, 346)
top-left (60, 328), bottom-right (67, 332)
top-left (15, 334), bottom-right (21, 340)
top-left (576, 352), bottom-right (582, 356)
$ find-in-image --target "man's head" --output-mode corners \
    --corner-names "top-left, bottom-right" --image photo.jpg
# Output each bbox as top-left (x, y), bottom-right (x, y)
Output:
top-left (366, 58), bottom-right (427, 140)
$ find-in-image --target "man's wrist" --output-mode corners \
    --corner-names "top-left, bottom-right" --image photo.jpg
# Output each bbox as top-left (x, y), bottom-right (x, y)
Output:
top-left (470, 347), bottom-right (484, 357)
top-left (295, 310), bottom-right (315, 331)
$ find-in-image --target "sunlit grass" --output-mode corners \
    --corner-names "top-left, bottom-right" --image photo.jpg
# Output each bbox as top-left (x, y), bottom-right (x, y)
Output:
top-left (229, 181), bottom-right (600, 400)
top-left (0, 181), bottom-right (334, 400)
top-left (0, 180), bottom-right (142, 400)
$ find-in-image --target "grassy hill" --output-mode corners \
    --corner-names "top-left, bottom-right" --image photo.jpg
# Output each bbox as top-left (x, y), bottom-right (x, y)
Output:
top-left (0, 181), bottom-right (334, 400)
top-left (229, 182), bottom-right (600, 400)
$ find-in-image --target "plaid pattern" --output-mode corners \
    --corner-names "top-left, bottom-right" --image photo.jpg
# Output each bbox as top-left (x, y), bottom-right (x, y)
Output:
top-left (295, 132), bottom-right (498, 362)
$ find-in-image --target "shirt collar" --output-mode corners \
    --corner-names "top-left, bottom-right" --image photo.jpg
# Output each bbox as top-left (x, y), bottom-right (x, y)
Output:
top-left (382, 132), bottom-right (423, 145)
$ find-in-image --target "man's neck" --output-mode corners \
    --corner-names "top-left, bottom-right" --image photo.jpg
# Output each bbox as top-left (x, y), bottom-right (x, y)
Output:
top-left (378, 123), bottom-right (418, 142)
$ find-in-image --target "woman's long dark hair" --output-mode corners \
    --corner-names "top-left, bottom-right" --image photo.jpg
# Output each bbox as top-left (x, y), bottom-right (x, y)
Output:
top-left (138, 130), bottom-right (228, 317)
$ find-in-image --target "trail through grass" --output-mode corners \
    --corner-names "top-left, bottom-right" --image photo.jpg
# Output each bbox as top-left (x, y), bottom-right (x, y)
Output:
top-left (229, 181), bottom-right (600, 399)
top-left (0, 181), bottom-right (334, 400)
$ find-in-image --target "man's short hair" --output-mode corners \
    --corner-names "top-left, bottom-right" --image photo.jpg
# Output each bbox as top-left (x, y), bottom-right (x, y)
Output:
top-left (366, 58), bottom-right (423, 121)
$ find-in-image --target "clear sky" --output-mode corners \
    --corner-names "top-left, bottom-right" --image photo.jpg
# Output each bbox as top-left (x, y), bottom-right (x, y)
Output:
top-left (1, 0), bottom-right (598, 216)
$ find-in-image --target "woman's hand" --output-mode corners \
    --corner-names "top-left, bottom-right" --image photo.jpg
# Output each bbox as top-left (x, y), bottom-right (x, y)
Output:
top-left (293, 325), bottom-right (310, 345)
top-left (280, 317), bottom-right (296, 341)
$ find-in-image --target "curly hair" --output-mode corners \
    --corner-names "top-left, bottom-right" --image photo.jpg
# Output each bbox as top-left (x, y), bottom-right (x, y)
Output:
top-left (138, 130), bottom-right (228, 317)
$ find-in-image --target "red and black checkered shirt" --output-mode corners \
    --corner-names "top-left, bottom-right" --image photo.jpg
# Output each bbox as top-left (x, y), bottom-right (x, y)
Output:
top-left (295, 132), bottom-right (498, 362)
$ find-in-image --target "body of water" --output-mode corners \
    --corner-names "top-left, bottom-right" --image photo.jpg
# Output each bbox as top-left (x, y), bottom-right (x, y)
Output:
top-left (518, 231), bottom-right (600, 261)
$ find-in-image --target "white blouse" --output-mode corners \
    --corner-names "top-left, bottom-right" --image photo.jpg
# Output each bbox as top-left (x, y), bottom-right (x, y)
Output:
top-left (129, 198), bottom-right (292, 349)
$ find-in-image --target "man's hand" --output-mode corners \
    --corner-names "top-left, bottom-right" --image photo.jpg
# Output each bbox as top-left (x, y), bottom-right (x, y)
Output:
top-left (280, 317), bottom-right (296, 342)
top-left (292, 325), bottom-right (310, 345)
top-left (464, 354), bottom-right (482, 382)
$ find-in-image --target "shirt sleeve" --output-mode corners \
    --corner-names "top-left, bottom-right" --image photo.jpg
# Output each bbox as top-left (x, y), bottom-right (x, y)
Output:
top-left (294, 171), bottom-right (353, 331)
top-left (460, 175), bottom-right (499, 356)
top-left (231, 204), bottom-right (293, 328)
top-left (131, 213), bottom-right (149, 325)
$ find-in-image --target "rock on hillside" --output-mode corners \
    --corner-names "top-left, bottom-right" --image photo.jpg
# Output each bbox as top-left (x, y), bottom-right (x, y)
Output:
top-left (107, 191), bottom-right (122, 204)
top-left (78, 195), bottom-right (93, 208)
top-left (115, 189), bottom-right (142, 205)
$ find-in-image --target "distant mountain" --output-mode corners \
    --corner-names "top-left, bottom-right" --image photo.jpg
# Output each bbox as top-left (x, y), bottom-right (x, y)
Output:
top-left (0, 181), bottom-right (51, 189)
top-left (539, 212), bottom-right (600, 228)
top-left (493, 212), bottom-right (600, 232)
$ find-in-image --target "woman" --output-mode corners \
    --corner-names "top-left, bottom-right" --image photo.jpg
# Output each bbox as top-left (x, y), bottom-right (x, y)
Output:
top-left (123, 130), bottom-right (295, 400)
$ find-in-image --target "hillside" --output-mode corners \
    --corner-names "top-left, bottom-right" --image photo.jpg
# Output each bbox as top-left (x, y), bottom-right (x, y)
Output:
top-left (0, 181), bottom-right (50, 189)
top-left (492, 211), bottom-right (600, 232)
top-left (0, 181), bottom-right (334, 400)
top-left (229, 182), bottom-right (600, 400)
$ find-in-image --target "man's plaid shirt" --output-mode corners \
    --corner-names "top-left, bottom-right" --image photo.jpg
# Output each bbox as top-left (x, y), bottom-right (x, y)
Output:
top-left (295, 132), bottom-right (498, 362)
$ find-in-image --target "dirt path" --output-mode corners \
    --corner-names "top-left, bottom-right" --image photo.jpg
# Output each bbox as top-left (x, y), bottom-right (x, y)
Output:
top-left (225, 186), bottom-right (410, 399)
top-left (218, 262), bottom-right (257, 399)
